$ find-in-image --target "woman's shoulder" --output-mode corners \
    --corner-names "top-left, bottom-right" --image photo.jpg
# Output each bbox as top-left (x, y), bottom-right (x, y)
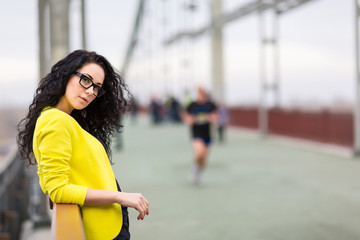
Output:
top-left (37, 107), bottom-right (74, 127)
top-left (39, 107), bottom-right (69, 119)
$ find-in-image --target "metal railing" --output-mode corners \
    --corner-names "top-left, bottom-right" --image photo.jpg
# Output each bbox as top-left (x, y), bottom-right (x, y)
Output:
top-left (0, 145), bottom-right (29, 240)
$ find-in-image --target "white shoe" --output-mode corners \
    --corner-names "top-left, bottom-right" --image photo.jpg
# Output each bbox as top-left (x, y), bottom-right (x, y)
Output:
top-left (194, 174), bottom-right (202, 186)
top-left (189, 170), bottom-right (201, 186)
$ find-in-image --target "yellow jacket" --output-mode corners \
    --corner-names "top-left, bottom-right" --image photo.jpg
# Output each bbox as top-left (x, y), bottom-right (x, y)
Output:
top-left (33, 107), bottom-right (123, 240)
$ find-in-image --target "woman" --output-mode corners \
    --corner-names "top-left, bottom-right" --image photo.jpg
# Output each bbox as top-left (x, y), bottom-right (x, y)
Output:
top-left (17, 50), bottom-right (149, 240)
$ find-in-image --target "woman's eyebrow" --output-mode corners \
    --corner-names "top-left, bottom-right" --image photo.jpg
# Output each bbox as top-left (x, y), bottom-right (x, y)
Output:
top-left (84, 72), bottom-right (102, 86)
top-left (83, 73), bottom-right (93, 80)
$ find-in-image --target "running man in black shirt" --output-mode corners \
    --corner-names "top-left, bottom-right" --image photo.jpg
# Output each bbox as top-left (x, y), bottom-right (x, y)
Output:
top-left (182, 86), bottom-right (217, 185)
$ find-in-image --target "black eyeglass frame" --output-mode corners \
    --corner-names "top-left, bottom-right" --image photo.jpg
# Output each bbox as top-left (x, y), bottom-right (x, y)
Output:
top-left (74, 72), bottom-right (105, 97)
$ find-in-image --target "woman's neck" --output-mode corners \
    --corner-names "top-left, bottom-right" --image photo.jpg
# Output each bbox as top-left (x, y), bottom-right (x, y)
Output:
top-left (55, 96), bottom-right (73, 114)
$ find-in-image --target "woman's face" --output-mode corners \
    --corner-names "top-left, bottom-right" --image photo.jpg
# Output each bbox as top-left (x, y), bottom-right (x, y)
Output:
top-left (56, 63), bottom-right (105, 114)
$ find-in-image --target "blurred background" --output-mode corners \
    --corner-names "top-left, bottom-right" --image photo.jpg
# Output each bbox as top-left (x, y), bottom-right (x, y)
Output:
top-left (1, 0), bottom-right (360, 239)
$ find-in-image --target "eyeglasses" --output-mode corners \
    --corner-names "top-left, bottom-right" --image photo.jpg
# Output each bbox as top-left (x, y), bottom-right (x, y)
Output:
top-left (74, 72), bottom-right (105, 97)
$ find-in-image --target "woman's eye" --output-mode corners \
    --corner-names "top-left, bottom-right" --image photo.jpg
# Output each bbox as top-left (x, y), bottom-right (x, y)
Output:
top-left (83, 77), bottom-right (91, 83)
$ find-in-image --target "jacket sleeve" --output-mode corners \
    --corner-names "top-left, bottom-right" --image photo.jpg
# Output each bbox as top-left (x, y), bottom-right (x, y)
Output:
top-left (36, 112), bottom-right (88, 206)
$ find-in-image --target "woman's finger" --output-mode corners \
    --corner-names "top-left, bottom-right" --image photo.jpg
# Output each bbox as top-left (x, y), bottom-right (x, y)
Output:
top-left (136, 200), bottom-right (146, 220)
top-left (140, 199), bottom-right (148, 217)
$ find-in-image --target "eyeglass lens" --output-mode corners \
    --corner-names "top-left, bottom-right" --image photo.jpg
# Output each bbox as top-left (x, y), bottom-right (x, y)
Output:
top-left (78, 74), bottom-right (104, 97)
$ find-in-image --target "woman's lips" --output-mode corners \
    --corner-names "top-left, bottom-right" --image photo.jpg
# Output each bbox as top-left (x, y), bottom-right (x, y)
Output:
top-left (79, 96), bottom-right (88, 103)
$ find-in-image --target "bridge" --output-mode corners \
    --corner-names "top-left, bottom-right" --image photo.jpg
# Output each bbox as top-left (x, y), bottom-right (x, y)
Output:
top-left (1, 0), bottom-right (360, 239)
top-left (20, 116), bottom-right (360, 239)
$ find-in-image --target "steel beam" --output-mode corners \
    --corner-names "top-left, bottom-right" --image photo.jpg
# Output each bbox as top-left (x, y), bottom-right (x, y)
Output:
top-left (164, 0), bottom-right (317, 45)
top-left (121, 0), bottom-right (145, 76)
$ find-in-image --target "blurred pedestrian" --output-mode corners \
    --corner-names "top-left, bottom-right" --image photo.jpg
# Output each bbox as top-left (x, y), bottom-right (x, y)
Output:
top-left (150, 95), bottom-right (163, 124)
top-left (17, 50), bottom-right (149, 240)
top-left (182, 86), bottom-right (217, 185)
top-left (217, 103), bottom-right (229, 143)
top-left (167, 96), bottom-right (182, 123)
top-left (130, 96), bottom-right (139, 124)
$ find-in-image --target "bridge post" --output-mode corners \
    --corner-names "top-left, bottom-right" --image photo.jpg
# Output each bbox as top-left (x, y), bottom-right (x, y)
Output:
top-left (81, 0), bottom-right (87, 50)
top-left (38, 0), bottom-right (50, 79)
top-left (49, 0), bottom-right (71, 63)
top-left (354, 0), bottom-right (360, 155)
top-left (211, 0), bottom-right (225, 104)
top-left (258, 1), bottom-right (280, 137)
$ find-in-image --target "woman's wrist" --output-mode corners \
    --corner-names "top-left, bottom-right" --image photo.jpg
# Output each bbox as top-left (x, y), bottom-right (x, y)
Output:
top-left (115, 191), bottom-right (124, 205)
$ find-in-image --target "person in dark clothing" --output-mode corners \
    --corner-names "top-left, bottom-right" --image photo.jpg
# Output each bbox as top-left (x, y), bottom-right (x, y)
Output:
top-left (150, 96), bottom-right (163, 124)
top-left (217, 103), bottom-right (229, 143)
top-left (168, 96), bottom-right (182, 123)
top-left (130, 97), bottom-right (139, 124)
top-left (182, 86), bottom-right (217, 185)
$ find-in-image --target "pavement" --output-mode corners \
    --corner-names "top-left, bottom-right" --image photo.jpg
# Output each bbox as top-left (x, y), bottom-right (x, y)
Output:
top-left (21, 220), bottom-right (51, 240)
top-left (24, 115), bottom-right (360, 240)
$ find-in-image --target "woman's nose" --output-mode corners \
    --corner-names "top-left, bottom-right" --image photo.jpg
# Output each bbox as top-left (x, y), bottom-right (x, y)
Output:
top-left (85, 86), bottom-right (94, 95)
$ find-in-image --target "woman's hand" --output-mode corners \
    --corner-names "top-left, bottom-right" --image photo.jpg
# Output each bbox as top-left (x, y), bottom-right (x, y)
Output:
top-left (117, 192), bottom-right (149, 220)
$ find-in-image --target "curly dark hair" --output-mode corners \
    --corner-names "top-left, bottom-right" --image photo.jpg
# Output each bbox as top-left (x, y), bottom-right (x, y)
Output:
top-left (17, 49), bottom-right (132, 165)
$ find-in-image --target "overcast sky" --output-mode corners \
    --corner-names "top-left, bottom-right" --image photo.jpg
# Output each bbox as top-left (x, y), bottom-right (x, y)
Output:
top-left (0, 0), bottom-right (138, 107)
top-left (124, 0), bottom-right (355, 106)
top-left (0, 0), bottom-right (356, 107)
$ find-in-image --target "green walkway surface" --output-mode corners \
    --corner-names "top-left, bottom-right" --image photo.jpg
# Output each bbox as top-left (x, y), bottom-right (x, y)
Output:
top-left (112, 117), bottom-right (360, 240)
